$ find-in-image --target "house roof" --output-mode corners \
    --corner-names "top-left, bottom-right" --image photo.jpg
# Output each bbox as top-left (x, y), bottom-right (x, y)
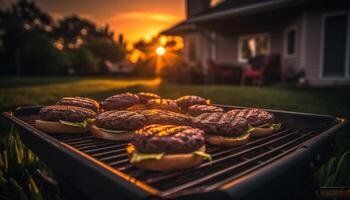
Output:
top-left (162, 0), bottom-right (316, 35)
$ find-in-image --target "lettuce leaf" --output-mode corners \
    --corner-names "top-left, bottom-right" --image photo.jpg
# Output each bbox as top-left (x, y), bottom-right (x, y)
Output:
top-left (193, 151), bottom-right (212, 161)
top-left (59, 118), bottom-right (95, 128)
top-left (247, 124), bottom-right (255, 133)
top-left (271, 123), bottom-right (282, 131)
top-left (130, 152), bottom-right (164, 163)
top-left (96, 127), bottom-right (130, 134)
top-left (256, 123), bottom-right (282, 131)
top-left (257, 123), bottom-right (270, 128)
top-left (130, 151), bottom-right (213, 163)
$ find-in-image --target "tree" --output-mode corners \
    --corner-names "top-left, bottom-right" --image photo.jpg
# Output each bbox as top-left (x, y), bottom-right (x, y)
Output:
top-left (53, 15), bottom-right (115, 49)
top-left (0, 0), bottom-right (54, 76)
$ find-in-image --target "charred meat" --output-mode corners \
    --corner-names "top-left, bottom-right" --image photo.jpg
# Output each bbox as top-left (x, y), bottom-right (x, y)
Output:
top-left (57, 96), bottom-right (100, 112)
top-left (187, 104), bottom-right (224, 116)
top-left (101, 93), bottom-right (139, 111)
top-left (132, 124), bottom-right (205, 154)
top-left (39, 105), bottom-right (96, 122)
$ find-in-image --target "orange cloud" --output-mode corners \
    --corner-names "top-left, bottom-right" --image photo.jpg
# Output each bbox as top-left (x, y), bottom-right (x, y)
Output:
top-left (111, 12), bottom-right (179, 22)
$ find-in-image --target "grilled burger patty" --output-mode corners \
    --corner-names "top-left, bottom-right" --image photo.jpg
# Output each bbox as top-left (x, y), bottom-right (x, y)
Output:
top-left (187, 104), bottom-right (224, 116)
top-left (145, 98), bottom-right (180, 112)
top-left (227, 108), bottom-right (274, 127)
top-left (95, 109), bottom-right (192, 131)
top-left (101, 93), bottom-right (139, 111)
top-left (139, 109), bottom-right (192, 126)
top-left (39, 105), bottom-right (96, 122)
top-left (57, 97), bottom-right (100, 112)
top-left (132, 124), bottom-right (205, 154)
top-left (137, 92), bottom-right (160, 103)
top-left (176, 95), bottom-right (209, 109)
top-left (95, 110), bottom-right (146, 131)
top-left (193, 112), bottom-right (248, 136)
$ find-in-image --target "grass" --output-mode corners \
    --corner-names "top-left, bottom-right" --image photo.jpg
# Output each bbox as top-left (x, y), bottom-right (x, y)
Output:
top-left (0, 76), bottom-right (349, 197)
top-left (0, 126), bottom-right (59, 200)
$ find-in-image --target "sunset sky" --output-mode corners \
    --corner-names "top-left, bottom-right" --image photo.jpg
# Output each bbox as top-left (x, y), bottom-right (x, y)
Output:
top-left (2, 0), bottom-right (186, 42)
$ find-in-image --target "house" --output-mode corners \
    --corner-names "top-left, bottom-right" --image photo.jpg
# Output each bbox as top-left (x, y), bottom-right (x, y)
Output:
top-left (162, 0), bottom-right (350, 85)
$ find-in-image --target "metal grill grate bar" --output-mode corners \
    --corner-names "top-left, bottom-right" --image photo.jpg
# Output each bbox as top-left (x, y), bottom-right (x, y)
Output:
top-left (6, 107), bottom-right (341, 200)
top-left (160, 130), bottom-right (314, 197)
top-left (83, 143), bottom-right (126, 153)
top-left (142, 129), bottom-right (298, 184)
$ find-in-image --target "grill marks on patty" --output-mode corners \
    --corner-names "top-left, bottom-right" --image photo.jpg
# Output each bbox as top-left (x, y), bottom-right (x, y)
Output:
top-left (139, 109), bottom-right (192, 126)
top-left (145, 99), bottom-right (180, 112)
top-left (39, 105), bottom-right (96, 122)
top-left (101, 93), bottom-right (139, 111)
top-left (132, 124), bottom-right (205, 154)
top-left (137, 92), bottom-right (161, 103)
top-left (227, 108), bottom-right (274, 127)
top-left (188, 104), bottom-right (224, 116)
top-left (57, 97), bottom-right (100, 112)
top-left (95, 111), bottom-right (146, 130)
top-left (193, 112), bottom-right (248, 136)
top-left (95, 109), bottom-right (192, 130)
top-left (176, 95), bottom-right (209, 110)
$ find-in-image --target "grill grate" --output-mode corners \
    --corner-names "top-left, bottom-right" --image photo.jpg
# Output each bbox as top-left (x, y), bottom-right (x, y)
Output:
top-left (17, 114), bottom-right (326, 199)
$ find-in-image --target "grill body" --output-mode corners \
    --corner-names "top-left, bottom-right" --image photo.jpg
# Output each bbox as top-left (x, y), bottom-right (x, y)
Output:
top-left (2, 105), bottom-right (346, 200)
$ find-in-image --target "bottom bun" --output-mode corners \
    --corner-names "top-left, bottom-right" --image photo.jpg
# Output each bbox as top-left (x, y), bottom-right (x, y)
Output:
top-left (90, 125), bottom-right (132, 141)
top-left (251, 127), bottom-right (274, 137)
top-left (35, 120), bottom-right (88, 134)
top-left (206, 133), bottom-right (250, 147)
top-left (128, 146), bottom-right (205, 171)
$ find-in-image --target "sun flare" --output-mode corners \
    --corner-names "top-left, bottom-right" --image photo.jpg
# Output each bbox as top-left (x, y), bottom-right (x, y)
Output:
top-left (156, 46), bottom-right (166, 56)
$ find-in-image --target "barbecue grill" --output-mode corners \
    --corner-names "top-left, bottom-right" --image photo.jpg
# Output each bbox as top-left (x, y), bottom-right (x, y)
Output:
top-left (2, 105), bottom-right (347, 200)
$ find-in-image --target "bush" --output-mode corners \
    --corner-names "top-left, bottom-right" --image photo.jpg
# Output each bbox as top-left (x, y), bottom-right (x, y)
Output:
top-left (0, 126), bottom-right (60, 200)
top-left (161, 59), bottom-right (204, 84)
top-left (84, 38), bottom-right (126, 74)
top-left (133, 58), bottom-right (156, 78)
top-left (315, 151), bottom-right (350, 186)
top-left (16, 32), bottom-right (71, 75)
top-left (67, 47), bottom-right (99, 75)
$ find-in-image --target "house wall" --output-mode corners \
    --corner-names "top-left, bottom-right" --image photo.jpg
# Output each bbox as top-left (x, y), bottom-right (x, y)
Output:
top-left (214, 18), bottom-right (302, 80)
top-left (281, 15), bottom-right (304, 77)
top-left (181, 32), bottom-right (211, 73)
top-left (304, 6), bottom-right (350, 85)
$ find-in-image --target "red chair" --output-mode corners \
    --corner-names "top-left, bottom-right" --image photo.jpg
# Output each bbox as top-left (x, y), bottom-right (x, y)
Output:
top-left (240, 54), bottom-right (281, 85)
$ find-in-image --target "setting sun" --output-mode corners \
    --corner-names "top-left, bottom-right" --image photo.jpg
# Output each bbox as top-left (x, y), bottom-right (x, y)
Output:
top-left (156, 46), bottom-right (166, 56)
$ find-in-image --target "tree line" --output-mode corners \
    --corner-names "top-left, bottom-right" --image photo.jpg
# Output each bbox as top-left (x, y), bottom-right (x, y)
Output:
top-left (0, 0), bottom-right (126, 76)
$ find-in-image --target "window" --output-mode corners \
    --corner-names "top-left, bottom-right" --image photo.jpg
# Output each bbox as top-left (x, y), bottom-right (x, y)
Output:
top-left (322, 13), bottom-right (349, 78)
top-left (238, 33), bottom-right (270, 63)
top-left (285, 27), bottom-right (297, 56)
top-left (188, 38), bottom-right (197, 62)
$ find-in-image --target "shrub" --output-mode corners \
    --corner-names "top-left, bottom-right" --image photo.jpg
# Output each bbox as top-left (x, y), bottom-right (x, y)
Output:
top-left (67, 47), bottom-right (99, 75)
top-left (0, 126), bottom-right (60, 200)
top-left (315, 151), bottom-right (350, 186)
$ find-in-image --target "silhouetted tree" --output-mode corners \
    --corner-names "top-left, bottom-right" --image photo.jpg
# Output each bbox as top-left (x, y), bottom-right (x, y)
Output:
top-left (0, 0), bottom-right (126, 76)
top-left (0, 0), bottom-right (55, 76)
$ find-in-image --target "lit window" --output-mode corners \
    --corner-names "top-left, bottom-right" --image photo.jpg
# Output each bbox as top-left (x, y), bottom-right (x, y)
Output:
top-left (239, 33), bottom-right (270, 63)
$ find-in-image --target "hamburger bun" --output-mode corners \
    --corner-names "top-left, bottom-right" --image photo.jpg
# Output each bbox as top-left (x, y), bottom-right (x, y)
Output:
top-left (90, 125), bottom-right (132, 141)
top-left (35, 120), bottom-right (88, 133)
top-left (127, 145), bottom-right (205, 171)
top-left (250, 127), bottom-right (274, 137)
top-left (205, 133), bottom-right (250, 147)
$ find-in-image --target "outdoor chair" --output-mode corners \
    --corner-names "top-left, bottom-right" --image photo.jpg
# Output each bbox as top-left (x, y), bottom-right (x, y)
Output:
top-left (206, 59), bottom-right (243, 84)
top-left (240, 54), bottom-right (281, 85)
